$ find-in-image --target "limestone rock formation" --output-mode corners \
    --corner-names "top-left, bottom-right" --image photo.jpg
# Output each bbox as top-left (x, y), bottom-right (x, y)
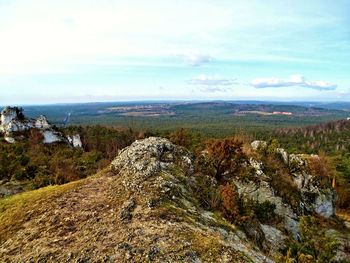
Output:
top-left (34, 115), bottom-right (51, 130)
top-left (67, 134), bottom-right (83, 148)
top-left (0, 106), bottom-right (64, 144)
top-left (0, 107), bottom-right (33, 137)
top-left (245, 140), bottom-right (337, 238)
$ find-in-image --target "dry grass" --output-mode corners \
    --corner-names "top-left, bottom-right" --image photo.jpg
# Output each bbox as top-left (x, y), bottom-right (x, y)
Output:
top-left (337, 209), bottom-right (350, 223)
top-left (0, 179), bottom-right (84, 244)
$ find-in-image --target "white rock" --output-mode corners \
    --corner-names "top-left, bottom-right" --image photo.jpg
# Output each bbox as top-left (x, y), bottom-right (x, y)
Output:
top-left (0, 107), bottom-right (17, 130)
top-left (4, 136), bottom-right (16, 143)
top-left (42, 131), bottom-right (61, 144)
top-left (251, 140), bottom-right (267, 150)
top-left (35, 115), bottom-right (51, 130)
top-left (68, 134), bottom-right (82, 148)
top-left (276, 148), bottom-right (289, 164)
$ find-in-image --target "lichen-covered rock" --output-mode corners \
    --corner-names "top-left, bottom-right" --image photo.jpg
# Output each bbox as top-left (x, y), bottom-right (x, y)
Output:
top-left (260, 224), bottom-right (286, 252)
top-left (313, 189), bottom-right (336, 218)
top-left (109, 137), bottom-right (274, 262)
top-left (111, 137), bottom-right (194, 189)
top-left (233, 177), bottom-right (300, 238)
top-left (249, 158), bottom-right (266, 177)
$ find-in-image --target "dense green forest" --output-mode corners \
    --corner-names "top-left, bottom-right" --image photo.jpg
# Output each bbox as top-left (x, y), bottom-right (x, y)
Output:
top-left (22, 102), bottom-right (349, 138)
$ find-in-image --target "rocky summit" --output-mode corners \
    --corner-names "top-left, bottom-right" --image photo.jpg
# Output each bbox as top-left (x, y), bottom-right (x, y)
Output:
top-left (0, 137), bottom-right (349, 262)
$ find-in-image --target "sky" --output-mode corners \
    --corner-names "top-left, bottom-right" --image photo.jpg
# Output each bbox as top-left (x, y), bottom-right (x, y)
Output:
top-left (0, 0), bottom-right (349, 104)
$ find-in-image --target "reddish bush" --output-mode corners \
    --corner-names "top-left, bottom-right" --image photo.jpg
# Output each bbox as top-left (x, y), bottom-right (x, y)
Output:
top-left (205, 137), bottom-right (246, 181)
top-left (220, 182), bottom-right (240, 221)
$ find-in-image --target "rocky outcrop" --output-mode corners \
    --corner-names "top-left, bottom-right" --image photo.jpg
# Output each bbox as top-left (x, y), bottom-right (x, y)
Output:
top-left (110, 137), bottom-right (274, 262)
top-left (246, 141), bottom-right (337, 238)
top-left (0, 107), bottom-right (33, 136)
top-left (0, 106), bottom-right (65, 144)
top-left (34, 115), bottom-right (51, 130)
top-left (67, 134), bottom-right (83, 148)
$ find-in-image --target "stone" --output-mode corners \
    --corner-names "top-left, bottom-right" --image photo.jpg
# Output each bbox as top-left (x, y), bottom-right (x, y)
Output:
top-left (314, 191), bottom-right (336, 218)
top-left (68, 134), bottom-right (83, 148)
top-left (251, 140), bottom-right (267, 150)
top-left (42, 131), bottom-right (62, 144)
top-left (35, 115), bottom-right (51, 130)
top-left (0, 106), bottom-right (68, 145)
top-left (276, 148), bottom-right (289, 164)
top-left (261, 224), bottom-right (286, 252)
top-left (119, 198), bottom-right (135, 221)
top-left (0, 106), bottom-right (33, 134)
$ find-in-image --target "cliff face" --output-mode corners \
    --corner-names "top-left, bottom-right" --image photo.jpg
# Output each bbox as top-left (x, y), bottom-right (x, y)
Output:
top-left (0, 137), bottom-right (348, 262)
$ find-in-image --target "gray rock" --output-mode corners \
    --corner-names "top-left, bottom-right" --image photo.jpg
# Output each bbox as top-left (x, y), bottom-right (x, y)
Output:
top-left (111, 137), bottom-right (193, 190)
top-left (314, 192), bottom-right (336, 218)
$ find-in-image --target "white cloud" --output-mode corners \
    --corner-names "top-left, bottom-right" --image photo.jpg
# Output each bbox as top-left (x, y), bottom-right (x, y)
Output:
top-left (184, 52), bottom-right (212, 67)
top-left (186, 74), bottom-right (237, 92)
top-left (251, 74), bottom-right (337, 90)
top-left (187, 74), bottom-right (237, 86)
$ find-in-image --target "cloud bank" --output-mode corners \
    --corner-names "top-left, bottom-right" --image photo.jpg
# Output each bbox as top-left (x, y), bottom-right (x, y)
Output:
top-left (251, 75), bottom-right (337, 91)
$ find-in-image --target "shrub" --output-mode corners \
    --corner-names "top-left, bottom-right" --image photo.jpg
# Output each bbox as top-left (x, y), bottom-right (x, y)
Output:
top-left (201, 137), bottom-right (246, 182)
top-left (170, 128), bottom-right (191, 148)
top-left (192, 173), bottom-right (221, 210)
top-left (220, 182), bottom-right (240, 221)
top-left (280, 215), bottom-right (340, 263)
top-left (253, 200), bottom-right (276, 223)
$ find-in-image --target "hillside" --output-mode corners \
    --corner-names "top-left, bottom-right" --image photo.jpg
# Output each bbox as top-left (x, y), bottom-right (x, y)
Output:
top-left (1, 137), bottom-right (349, 262)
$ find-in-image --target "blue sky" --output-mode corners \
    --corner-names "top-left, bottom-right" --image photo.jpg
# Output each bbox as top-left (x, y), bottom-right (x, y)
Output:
top-left (0, 0), bottom-right (349, 104)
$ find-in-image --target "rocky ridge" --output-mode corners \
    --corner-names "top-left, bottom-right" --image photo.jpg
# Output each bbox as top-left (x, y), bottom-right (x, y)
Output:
top-left (0, 137), bottom-right (349, 262)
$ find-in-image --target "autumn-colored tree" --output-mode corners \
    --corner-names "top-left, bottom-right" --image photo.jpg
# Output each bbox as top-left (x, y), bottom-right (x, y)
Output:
top-left (170, 128), bottom-right (191, 148)
top-left (220, 182), bottom-right (240, 221)
top-left (309, 152), bottom-right (336, 187)
top-left (205, 137), bottom-right (246, 181)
